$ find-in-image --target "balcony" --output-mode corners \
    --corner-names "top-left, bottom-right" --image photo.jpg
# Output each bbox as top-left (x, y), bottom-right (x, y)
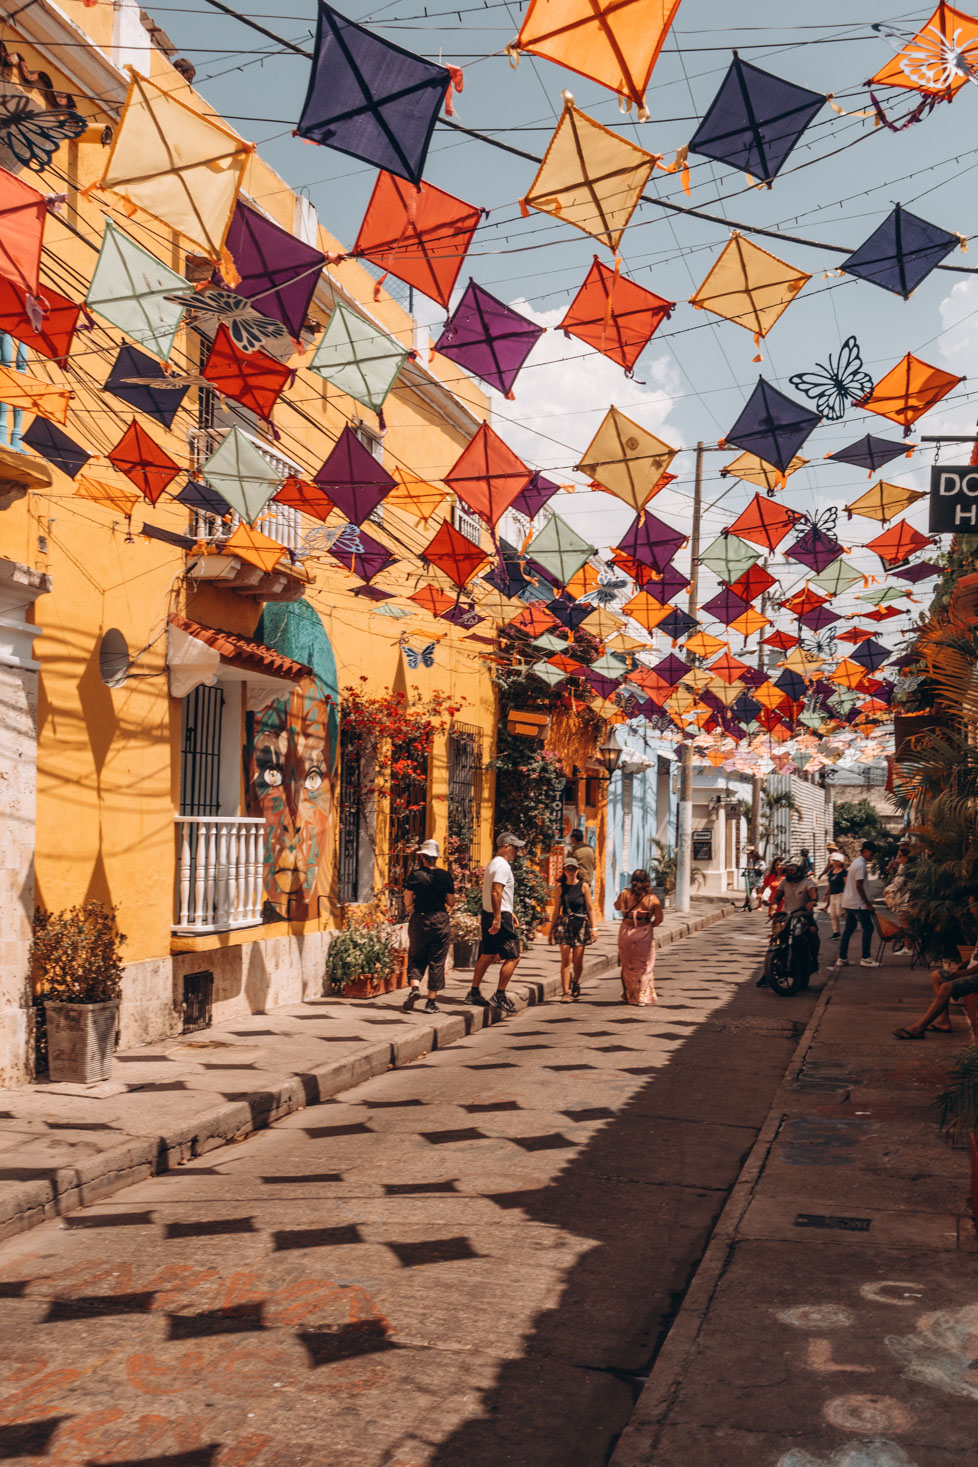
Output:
top-left (174, 815), bottom-right (267, 934)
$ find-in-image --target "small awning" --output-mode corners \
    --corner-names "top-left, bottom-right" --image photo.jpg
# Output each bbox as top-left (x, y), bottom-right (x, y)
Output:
top-left (167, 613), bottom-right (312, 704)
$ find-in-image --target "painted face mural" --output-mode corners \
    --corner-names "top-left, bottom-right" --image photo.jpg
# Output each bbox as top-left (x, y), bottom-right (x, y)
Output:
top-left (247, 600), bottom-right (338, 922)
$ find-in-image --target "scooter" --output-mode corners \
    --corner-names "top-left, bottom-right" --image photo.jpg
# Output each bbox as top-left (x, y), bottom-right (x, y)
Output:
top-left (760, 908), bottom-right (819, 997)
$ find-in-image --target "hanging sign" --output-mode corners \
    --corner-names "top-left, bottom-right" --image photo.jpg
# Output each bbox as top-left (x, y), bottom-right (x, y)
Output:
top-left (929, 465), bottom-right (978, 532)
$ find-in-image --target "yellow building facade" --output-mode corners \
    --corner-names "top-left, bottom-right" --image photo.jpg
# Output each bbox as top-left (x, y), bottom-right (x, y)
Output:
top-left (0, 0), bottom-right (608, 1084)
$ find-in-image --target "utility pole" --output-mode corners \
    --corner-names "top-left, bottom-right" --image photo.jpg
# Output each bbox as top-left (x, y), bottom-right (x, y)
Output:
top-left (749, 569), bottom-right (769, 851)
top-left (675, 442), bottom-right (704, 915)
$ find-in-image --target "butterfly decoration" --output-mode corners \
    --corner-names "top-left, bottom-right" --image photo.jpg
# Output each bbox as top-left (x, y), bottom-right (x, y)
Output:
top-left (800, 628), bottom-right (838, 660)
top-left (789, 336), bottom-right (873, 422)
top-left (796, 506), bottom-right (840, 537)
top-left (330, 523), bottom-right (367, 556)
top-left (0, 95), bottom-right (87, 171)
top-left (404, 641), bottom-right (436, 669)
top-left (165, 286), bottom-right (295, 360)
top-left (872, 20), bottom-right (978, 93)
top-left (580, 568), bottom-right (630, 608)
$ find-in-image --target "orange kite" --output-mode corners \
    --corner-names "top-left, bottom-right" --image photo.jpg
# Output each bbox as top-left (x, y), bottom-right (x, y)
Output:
top-left (511, 0), bottom-right (682, 110)
top-left (560, 256), bottom-right (673, 371)
top-left (858, 352), bottom-right (962, 433)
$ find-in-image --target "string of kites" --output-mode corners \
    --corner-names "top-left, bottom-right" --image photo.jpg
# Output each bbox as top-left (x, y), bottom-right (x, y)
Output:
top-left (0, 0), bottom-right (967, 757)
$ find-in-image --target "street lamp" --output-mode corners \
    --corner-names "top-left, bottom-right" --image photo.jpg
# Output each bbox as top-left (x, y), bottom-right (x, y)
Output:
top-left (596, 737), bottom-right (622, 778)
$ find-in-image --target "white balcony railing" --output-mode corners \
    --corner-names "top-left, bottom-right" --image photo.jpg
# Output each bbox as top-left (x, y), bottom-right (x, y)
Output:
top-left (174, 816), bottom-right (267, 933)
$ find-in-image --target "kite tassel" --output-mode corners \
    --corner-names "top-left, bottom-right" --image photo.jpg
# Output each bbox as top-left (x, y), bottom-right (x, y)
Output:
top-left (955, 231), bottom-right (968, 253)
top-left (444, 66), bottom-right (464, 116)
top-left (377, 409), bottom-right (386, 432)
top-left (518, 197), bottom-right (529, 218)
top-left (24, 293), bottom-right (46, 334)
top-left (373, 270), bottom-right (388, 302)
top-left (504, 43), bottom-right (521, 69)
top-left (218, 247), bottom-right (241, 290)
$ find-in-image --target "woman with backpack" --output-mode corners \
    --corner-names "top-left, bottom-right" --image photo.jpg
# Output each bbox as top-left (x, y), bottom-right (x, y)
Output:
top-left (548, 857), bottom-right (596, 1002)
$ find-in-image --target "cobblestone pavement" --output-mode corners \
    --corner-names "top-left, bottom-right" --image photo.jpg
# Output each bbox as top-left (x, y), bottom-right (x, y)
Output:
top-left (0, 912), bottom-right (810, 1467)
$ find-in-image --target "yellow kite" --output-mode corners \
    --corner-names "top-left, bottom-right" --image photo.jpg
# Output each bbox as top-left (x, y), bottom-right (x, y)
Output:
top-left (846, 479), bottom-right (925, 523)
top-left (690, 233), bottom-right (809, 345)
top-left (511, 0), bottom-right (682, 111)
top-left (100, 72), bottom-right (253, 261)
top-left (386, 466), bottom-right (447, 521)
top-left (522, 100), bottom-right (656, 252)
top-left (721, 450), bottom-right (807, 493)
top-left (577, 405), bottom-right (676, 511)
top-left (0, 364), bottom-right (71, 424)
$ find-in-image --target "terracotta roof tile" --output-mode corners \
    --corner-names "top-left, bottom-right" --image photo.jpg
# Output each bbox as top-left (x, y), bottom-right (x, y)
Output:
top-left (169, 613), bottom-right (312, 681)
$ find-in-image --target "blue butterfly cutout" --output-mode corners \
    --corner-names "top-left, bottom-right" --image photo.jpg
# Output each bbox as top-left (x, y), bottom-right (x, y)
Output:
top-left (404, 642), bottom-right (435, 669)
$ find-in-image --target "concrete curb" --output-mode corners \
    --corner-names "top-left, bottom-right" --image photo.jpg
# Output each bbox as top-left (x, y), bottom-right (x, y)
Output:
top-left (608, 961), bottom-right (841, 1467)
top-left (0, 903), bottom-right (735, 1244)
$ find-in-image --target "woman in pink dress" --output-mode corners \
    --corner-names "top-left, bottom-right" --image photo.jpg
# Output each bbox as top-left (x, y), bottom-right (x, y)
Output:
top-left (614, 869), bottom-right (664, 1005)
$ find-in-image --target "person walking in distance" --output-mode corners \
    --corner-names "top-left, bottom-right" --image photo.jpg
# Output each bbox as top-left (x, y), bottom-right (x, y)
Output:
top-left (614, 869), bottom-right (663, 1005)
top-left (466, 832), bottom-right (525, 1014)
top-left (568, 828), bottom-right (596, 888)
top-left (402, 839), bottom-right (455, 1013)
top-left (823, 850), bottom-right (847, 939)
top-left (548, 856), bottom-right (596, 1001)
top-left (834, 841), bottom-right (879, 969)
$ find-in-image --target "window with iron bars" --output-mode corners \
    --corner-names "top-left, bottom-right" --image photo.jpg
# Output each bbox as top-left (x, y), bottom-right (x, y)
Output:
top-left (337, 727), bottom-right (364, 904)
top-left (386, 757), bottom-right (429, 920)
top-left (448, 723), bottom-right (483, 871)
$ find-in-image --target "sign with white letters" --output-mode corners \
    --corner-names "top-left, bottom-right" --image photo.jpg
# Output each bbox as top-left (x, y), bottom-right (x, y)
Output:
top-left (929, 465), bottom-right (978, 532)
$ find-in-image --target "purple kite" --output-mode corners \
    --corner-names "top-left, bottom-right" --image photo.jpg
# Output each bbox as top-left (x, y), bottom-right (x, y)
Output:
top-left (724, 378), bottom-right (822, 475)
top-left (104, 343), bottom-right (189, 429)
top-left (701, 588), bottom-right (750, 627)
top-left (222, 200), bottom-right (326, 337)
top-left (785, 525), bottom-right (844, 574)
top-left (826, 434), bottom-right (912, 473)
top-left (618, 512), bottom-right (686, 573)
top-left (849, 638), bottom-right (890, 672)
top-left (314, 426), bottom-right (395, 523)
top-left (547, 594), bottom-right (595, 630)
top-left (799, 605), bottom-right (838, 632)
top-left (658, 607), bottom-right (698, 641)
top-left (892, 560), bottom-right (939, 583)
top-left (689, 55), bottom-right (824, 184)
top-left (841, 204), bottom-right (958, 299)
top-left (776, 668), bottom-right (807, 700)
top-left (328, 521), bottom-right (395, 583)
top-left (296, 2), bottom-right (452, 184)
top-left (512, 470), bottom-right (559, 520)
top-left (434, 281), bottom-right (544, 397)
top-left (644, 565), bottom-right (691, 605)
top-left (652, 653), bottom-right (689, 687)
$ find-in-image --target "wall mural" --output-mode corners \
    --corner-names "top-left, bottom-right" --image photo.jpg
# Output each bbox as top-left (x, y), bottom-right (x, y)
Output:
top-left (248, 599), bottom-right (339, 922)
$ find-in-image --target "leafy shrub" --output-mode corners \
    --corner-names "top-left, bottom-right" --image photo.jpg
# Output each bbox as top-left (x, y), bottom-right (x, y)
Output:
top-left (325, 916), bottom-right (396, 990)
top-left (31, 902), bottom-right (125, 1004)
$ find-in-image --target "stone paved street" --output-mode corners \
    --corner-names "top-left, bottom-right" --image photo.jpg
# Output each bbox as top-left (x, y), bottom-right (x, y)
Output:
top-left (0, 912), bottom-right (805, 1467)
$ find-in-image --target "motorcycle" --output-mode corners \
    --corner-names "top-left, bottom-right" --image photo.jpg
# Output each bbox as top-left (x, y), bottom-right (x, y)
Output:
top-left (761, 908), bottom-right (819, 997)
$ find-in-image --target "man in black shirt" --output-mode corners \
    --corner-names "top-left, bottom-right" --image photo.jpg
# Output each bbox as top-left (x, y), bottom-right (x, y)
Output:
top-left (402, 839), bottom-right (456, 1013)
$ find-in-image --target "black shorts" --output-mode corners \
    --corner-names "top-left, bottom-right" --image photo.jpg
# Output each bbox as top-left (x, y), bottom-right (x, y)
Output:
top-left (951, 972), bottom-right (978, 1001)
top-left (479, 910), bottom-right (520, 961)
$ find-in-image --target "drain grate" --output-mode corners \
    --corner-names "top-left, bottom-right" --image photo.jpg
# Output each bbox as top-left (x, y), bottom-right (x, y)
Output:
top-left (794, 1213), bottom-right (871, 1232)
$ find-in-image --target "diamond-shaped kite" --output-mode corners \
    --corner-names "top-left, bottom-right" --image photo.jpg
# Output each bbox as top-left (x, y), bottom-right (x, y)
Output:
top-left (765, 629), bottom-right (799, 651)
top-left (310, 301), bottom-right (408, 414)
top-left (832, 658), bottom-right (869, 690)
top-left (222, 200), bottom-right (325, 337)
top-left (435, 282), bottom-right (543, 397)
top-left (869, 4), bottom-right (978, 98)
top-left (422, 524), bottom-right (488, 590)
top-left (841, 203), bottom-right (959, 298)
top-left (177, 477), bottom-right (232, 518)
top-left (0, 165), bottom-right (46, 295)
top-left (727, 563), bottom-right (777, 602)
top-left (522, 100), bottom-right (656, 252)
top-left (75, 474), bottom-right (141, 517)
top-left (445, 424), bottom-right (531, 528)
top-left (314, 425), bottom-right (395, 524)
top-left (0, 365), bottom-right (70, 424)
top-left (858, 352), bottom-right (962, 433)
top-left (698, 534), bottom-right (761, 583)
top-left (623, 590), bottom-right (671, 632)
top-left (201, 325), bottom-right (290, 421)
top-left (560, 256), bottom-right (673, 371)
top-left (811, 559), bottom-right (862, 596)
top-left (525, 513), bottom-right (595, 586)
top-left (783, 586), bottom-right (828, 618)
top-left (296, 2), bottom-right (452, 184)
top-left (786, 525), bottom-right (844, 574)
top-left (107, 420), bottom-right (180, 505)
top-left (689, 233), bottom-right (809, 342)
top-left (689, 55), bottom-right (825, 184)
top-left (846, 480), bottom-right (925, 523)
top-left (511, 0), bottom-right (681, 109)
top-left (642, 563), bottom-right (690, 603)
top-left (729, 607), bottom-right (770, 639)
top-left (85, 219), bottom-right (189, 360)
top-left (386, 466), bottom-right (445, 521)
top-left (353, 172), bottom-right (481, 309)
top-left (721, 449), bottom-right (807, 493)
top-left (223, 522), bottom-right (284, 573)
top-left (727, 493), bottom-right (802, 552)
top-left (104, 343), bottom-right (189, 429)
top-left (577, 406), bottom-right (676, 511)
top-left (329, 521), bottom-right (396, 583)
top-left (658, 607), bottom-right (699, 641)
top-left (848, 638), bottom-right (890, 672)
top-left (826, 433), bottom-right (913, 476)
top-left (99, 72), bottom-right (252, 259)
top-left (865, 519), bottom-right (932, 566)
top-left (685, 631), bottom-right (727, 659)
top-left (202, 425), bottom-right (279, 523)
top-left (893, 560), bottom-right (940, 583)
top-left (724, 378), bottom-right (822, 474)
top-left (412, 584), bottom-right (454, 616)
top-left (0, 277), bottom-right (79, 365)
top-left (22, 418), bottom-right (89, 479)
top-left (799, 604), bottom-right (838, 632)
top-left (274, 476), bottom-right (333, 521)
top-left (512, 470), bottom-right (560, 520)
top-left (702, 588), bottom-right (750, 627)
top-left (617, 511), bottom-right (686, 573)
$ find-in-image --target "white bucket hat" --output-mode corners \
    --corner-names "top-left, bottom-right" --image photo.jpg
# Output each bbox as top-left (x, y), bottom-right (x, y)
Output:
top-left (416, 839), bottom-right (440, 858)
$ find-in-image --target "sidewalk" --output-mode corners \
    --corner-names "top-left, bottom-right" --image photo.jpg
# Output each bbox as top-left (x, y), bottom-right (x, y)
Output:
top-left (0, 896), bottom-right (736, 1242)
top-left (611, 925), bottom-right (978, 1467)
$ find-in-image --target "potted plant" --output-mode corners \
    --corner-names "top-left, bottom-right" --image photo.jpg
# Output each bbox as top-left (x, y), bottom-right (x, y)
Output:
top-left (450, 908), bottom-right (481, 969)
top-left (647, 838), bottom-right (705, 907)
top-left (325, 914), bottom-right (400, 998)
top-left (32, 902), bottom-right (125, 1083)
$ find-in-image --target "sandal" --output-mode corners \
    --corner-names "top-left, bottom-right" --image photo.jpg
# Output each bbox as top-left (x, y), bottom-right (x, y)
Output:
top-left (560, 993), bottom-right (574, 1003)
top-left (927, 1022), bottom-right (954, 1034)
top-left (893, 1026), bottom-right (925, 1040)
top-left (570, 980), bottom-right (581, 998)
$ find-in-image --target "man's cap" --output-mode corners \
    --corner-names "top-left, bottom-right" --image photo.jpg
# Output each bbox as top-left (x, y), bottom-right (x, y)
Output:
top-left (416, 838), bottom-right (440, 858)
top-left (563, 856), bottom-right (580, 869)
top-left (496, 831), bottom-right (526, 848)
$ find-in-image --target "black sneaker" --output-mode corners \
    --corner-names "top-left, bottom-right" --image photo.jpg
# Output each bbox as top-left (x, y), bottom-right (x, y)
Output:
top-left (402, 987), bottom-right (421, 1012)
top-left (424, 997), bottom-right (438, 1013)
top-left (491, 990), bottom-right (516, 1014)
top-left (465, 988), bottom-right (489, 1007)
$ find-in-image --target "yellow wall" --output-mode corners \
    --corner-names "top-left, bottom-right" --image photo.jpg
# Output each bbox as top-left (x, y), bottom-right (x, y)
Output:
top-left (0, 13), bottom-right (504, 971)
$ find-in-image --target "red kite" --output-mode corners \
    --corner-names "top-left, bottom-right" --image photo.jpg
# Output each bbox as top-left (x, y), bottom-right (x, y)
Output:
top-left (107, 419), bottom-right (180, 505)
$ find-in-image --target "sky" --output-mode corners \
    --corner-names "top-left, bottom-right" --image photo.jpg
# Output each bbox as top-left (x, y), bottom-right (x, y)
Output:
top-left (147, 0), bottom-right (978, 645)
